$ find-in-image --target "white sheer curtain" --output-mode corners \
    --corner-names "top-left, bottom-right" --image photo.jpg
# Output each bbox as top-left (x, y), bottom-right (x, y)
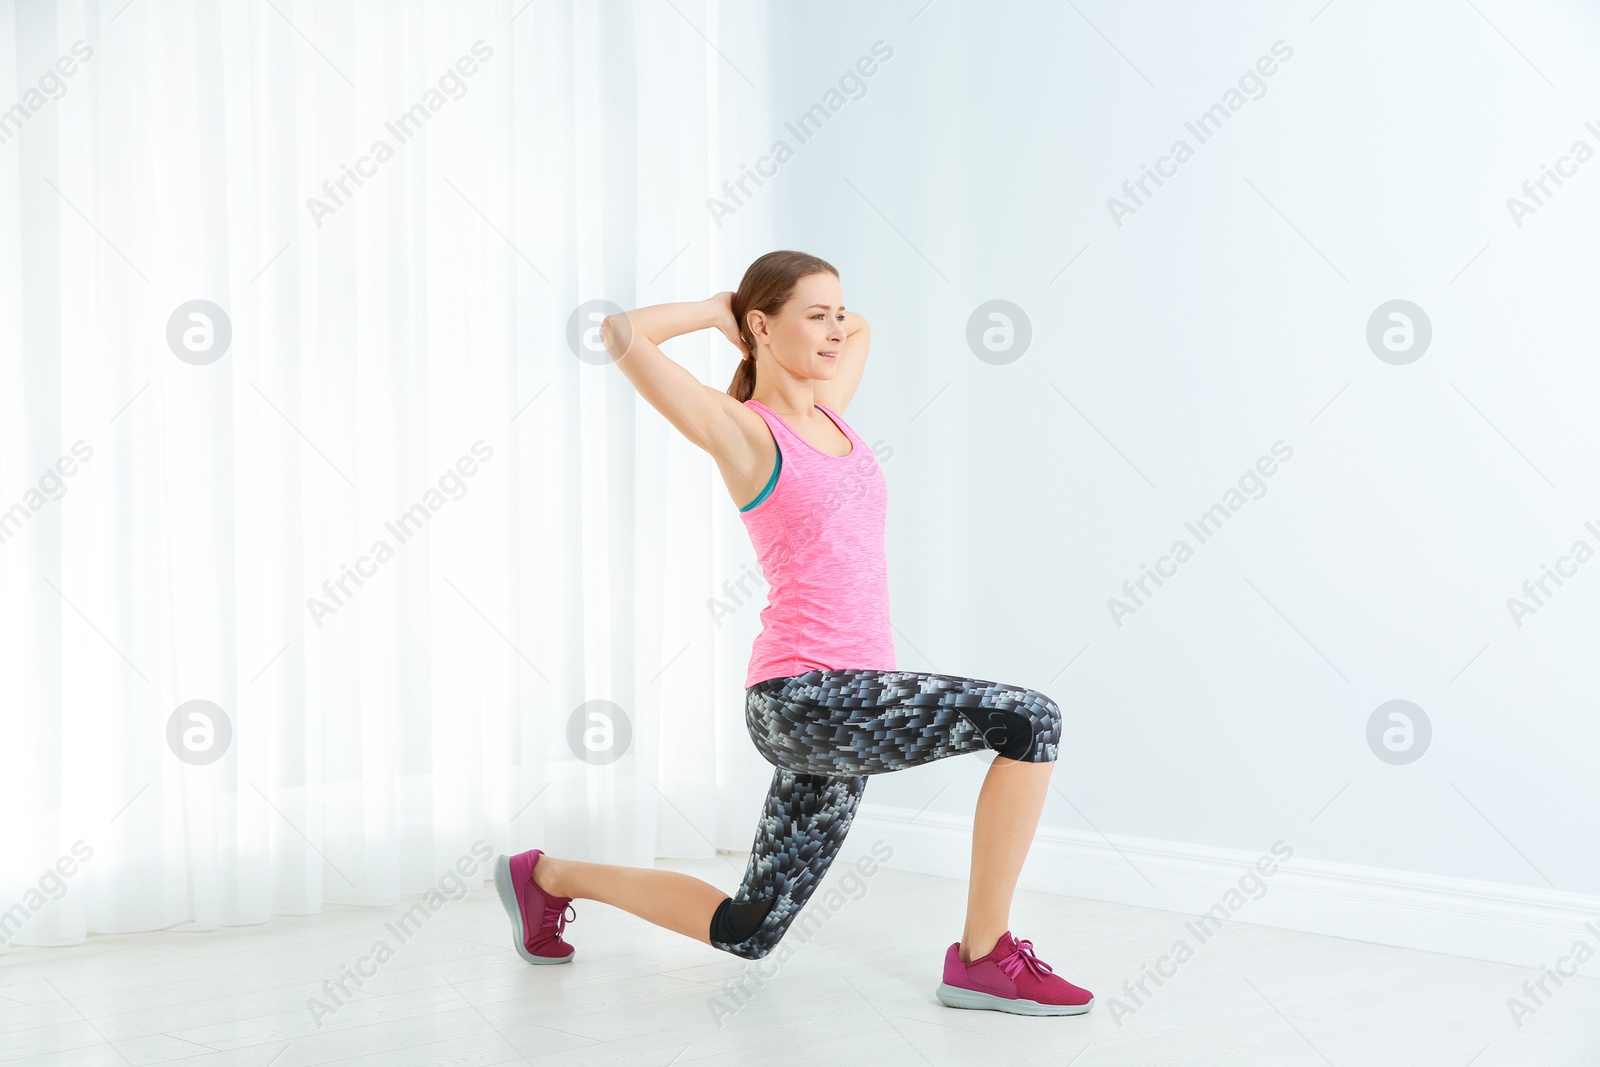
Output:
top-left (0, 0), bottom-right (775, 949)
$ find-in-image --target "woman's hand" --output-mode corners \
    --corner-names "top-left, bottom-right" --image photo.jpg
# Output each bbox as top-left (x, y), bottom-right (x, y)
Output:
top-left (707, 291), bottom-right (749, 360)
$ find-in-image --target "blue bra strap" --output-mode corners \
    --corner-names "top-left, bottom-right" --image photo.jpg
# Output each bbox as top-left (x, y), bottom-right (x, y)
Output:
top-left (740, 442), bottom-right (782, 512)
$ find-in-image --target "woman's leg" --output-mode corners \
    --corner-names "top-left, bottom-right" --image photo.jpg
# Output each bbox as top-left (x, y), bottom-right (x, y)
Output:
top-left (523, 669), bottom-right (1061, 960)
top-left (709, 767), bottom-right (867, 960)
top-left (743, 670), bottom-right (1062, 962)
top-left (526, 767), bottom-right (863, 957)
top-left (530, 857), bottom-right (727, 947)
top-left (963, 757), bottom-right (1053, 962)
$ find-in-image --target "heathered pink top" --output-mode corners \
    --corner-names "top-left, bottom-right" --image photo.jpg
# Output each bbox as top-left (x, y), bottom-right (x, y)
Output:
top-left (738, 398), bottom-right (896, 689)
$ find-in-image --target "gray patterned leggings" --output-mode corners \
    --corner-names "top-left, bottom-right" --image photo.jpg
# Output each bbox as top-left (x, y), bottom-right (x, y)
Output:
top-left (709, 668), bottom-right (1062, 960)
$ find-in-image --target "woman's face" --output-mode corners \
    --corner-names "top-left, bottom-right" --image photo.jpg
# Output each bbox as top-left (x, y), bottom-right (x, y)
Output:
top-left (748, 272), bottom-right (846, 382)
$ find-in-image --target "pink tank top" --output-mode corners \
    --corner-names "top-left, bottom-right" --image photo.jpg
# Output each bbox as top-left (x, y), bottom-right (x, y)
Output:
top-left (738, 398), bottom-right (896, 688)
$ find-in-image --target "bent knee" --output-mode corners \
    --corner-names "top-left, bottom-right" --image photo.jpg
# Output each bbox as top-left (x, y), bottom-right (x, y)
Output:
top-left (710, 895), bottom-right (779, 959)
top-left (722, 940), bottom-right (773, 961)
top-left (1038, 694), bottom-right (1062, 736)
top-left (719, 929), bottom-right (785, 961)
top-left (1023, 692), bottom-right (1062, 762)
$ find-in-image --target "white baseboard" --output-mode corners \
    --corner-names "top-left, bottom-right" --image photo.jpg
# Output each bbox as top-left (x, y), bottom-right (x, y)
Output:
top-left (836, 802), bottom-right (1600, 973)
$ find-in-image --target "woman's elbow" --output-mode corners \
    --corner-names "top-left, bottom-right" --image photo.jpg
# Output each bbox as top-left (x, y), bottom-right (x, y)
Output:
top-left (600, 313), bottom-right (634, 359)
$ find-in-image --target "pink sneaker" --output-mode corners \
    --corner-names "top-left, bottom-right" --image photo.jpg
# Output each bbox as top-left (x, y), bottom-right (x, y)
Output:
top-left (935, 931), bottom-right (1093, 1016)
top-left (494, 849), bottom-right (577, 964)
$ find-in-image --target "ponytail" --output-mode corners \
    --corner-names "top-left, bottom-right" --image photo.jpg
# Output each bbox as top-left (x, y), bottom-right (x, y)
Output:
top-left (724, 250), bottom-right (839, 402)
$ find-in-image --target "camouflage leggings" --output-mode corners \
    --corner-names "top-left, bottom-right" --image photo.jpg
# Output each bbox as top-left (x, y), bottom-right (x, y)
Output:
top-left (709, 668), bottom-right (1062, 960)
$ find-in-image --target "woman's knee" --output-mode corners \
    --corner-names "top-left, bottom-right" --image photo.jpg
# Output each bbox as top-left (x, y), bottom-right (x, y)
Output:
top-left (717, 937), bottom-right (775, 961)
top-left (1024, 697), bottom-right (1062, 764)
top-left (1016, 691), bottom-right (1061, 763)
top-left (714, 921), bottom-right (786, 961)
top-left (710, 896), bottom-right (773, 943)
top-left (1038, 693), bottom-right (1062, 739)
top-left (975, 692), bottom-right (1060, 762)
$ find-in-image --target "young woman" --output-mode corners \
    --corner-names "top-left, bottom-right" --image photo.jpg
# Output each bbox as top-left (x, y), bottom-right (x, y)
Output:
top-left (494, 251), bottom-right (1093, 1016)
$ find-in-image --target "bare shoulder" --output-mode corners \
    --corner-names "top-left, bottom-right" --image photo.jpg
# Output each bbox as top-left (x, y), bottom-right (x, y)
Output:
top-left (700, 388), bottom-right (769, 457)
top-left (702, 390), bottom-right (778, 510)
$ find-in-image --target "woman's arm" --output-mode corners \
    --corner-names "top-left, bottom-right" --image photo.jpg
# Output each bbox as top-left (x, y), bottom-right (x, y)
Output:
top-left (813, 310), bottom-right (871, 414)
top-left (601, 295), bottom-right (747, 456)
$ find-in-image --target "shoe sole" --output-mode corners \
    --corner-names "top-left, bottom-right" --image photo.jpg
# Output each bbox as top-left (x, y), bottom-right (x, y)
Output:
top-left (935, 982), bottom-right (1092, 1016)
top-left (494, 854), bottom-right (575, 965)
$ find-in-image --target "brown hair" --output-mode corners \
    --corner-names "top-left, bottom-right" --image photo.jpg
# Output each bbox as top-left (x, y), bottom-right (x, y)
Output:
top-left (725, 250), bottom-right (839, 402)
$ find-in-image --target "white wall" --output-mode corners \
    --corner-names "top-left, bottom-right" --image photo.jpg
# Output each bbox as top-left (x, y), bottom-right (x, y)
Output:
top-left (718, 0), bottom-right (1600, 962)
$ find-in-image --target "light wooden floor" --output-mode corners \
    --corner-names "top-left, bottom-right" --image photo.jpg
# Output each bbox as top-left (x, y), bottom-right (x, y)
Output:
top-left (2, 856), bottom-right (1596, 1066)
